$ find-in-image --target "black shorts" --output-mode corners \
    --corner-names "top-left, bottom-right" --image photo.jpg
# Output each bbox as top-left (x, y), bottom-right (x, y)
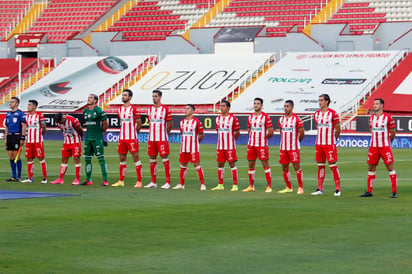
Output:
top-left (6, 134), bottom-right (20, 151)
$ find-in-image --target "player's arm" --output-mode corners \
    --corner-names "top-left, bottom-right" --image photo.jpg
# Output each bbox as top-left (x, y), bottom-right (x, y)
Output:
top-left (266, 127), bottom-right (273, 139)
top-left (167, 120), bottom-right (172, 134)
top-left (334, 122), bottom-right (341, 139)
top-left (102, 120), bottom-right (108, 132)
top-left (298, 127), bottom-right (305, 142)
top-left (135, 117), bottom-right (142, 134)
top-left (40, 121), bottom-right (46, 135)
top-left (4, 124), bottom-right (8, 146)
top-left (198, 132), bottom-right (204, 142)
top-left (389, 128), bottom-right (396, 141)
top-left (234, 129), bottom-right (240, 140)
top-left (20, 121), bottom-right (27, 145)
top-left (74, 124), bottom-right (83, 138)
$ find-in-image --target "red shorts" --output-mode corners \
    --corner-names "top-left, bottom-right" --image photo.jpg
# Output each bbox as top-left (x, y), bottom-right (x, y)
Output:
top-left (62, 143), bottom-right (82, 158)
top-left (316, 145), bottom-right (338, 163)
top-left (148, 141), bottom-right (170, 157)
top-left (179, 152), bottom-right (200, 163)
top-left (367, 146), bottom-right (394, 166)
top-left (25, 142), bottom-right (44, 158)
top-left (247, 146), bottom-right (269, 161)
top-left (216, 149), bottom-right (237, 163)
top-left (118, 139), bottom-right (139, 154)
top-left (279, 150), bottom-right (300, 165)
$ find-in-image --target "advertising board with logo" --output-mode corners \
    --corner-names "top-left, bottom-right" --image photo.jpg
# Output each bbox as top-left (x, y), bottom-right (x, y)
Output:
top-left (230, 51), bottom-right (401, 113)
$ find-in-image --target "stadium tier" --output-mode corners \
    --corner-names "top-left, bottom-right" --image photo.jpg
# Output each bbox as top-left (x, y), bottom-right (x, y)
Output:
top-left (0, 0), bottom-right (33, 40)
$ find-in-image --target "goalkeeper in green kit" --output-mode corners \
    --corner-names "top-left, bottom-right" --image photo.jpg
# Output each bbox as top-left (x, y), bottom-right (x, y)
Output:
top-left (81, 94), bottom-right (109, 186)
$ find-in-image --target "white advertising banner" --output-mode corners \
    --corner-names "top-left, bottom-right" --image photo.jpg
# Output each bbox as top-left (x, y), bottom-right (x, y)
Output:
top-left (111, 54), bottom-right (272, 105)
top-left (0, 56), bottom-right (151, 112)
top-left (230, 51), bottom-right (401, 113)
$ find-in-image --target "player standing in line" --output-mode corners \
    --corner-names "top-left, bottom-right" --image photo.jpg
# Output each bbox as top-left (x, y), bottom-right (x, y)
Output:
top-left (172, 104), bottom-right (206, 190)
top-left (311, 94), bottom-right (342, 196)
top-left (211, 100), bottom-right (240, 191)
top-left (4, 97), bottom-right (26, 182)
top-left (51, 113), bottom-right (83, 185)
top-left (21, 100), bottom-right (47, 184)
top-left (243, 97), bottom-right (274, 193)
top-left (112, 89), bottom-right (143, 188)
top-left (144, 90), bottom-right (173, 189)
top-left (359, 98), bottom-right (397, 198)
top-left (277, 100), bottom-right (305, 194)
top-left (81, 94), bottom-right (109, 186)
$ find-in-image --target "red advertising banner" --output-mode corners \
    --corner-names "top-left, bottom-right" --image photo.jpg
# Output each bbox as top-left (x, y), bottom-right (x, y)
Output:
top-left (0, 58), bottom-right (37, 88)
top-left (15, 33), bottom-right (45, 48)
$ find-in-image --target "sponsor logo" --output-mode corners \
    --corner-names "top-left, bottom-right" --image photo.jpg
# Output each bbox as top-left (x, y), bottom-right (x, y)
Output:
top-left (321, 78), bottom-right (366, 85)
top-left (299, 99), bottom-right (318, 103)
top-left (291, 68), bottom-right (310, 72)
top-left (296, 54), bottom-right (308, 60)
top-left (268, 77), bottom-right (312, 84)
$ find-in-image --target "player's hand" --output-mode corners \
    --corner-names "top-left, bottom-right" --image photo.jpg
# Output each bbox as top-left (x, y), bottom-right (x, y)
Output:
top-left (20, 140), bottom-right (24, 146)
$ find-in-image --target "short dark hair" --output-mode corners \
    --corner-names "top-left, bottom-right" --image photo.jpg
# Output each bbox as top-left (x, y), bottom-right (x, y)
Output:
top-left (186, 104), bottom-right (195, 111)
top-left (319, 94), bottom-right (331, 106)
top-left (153, 89), bottom-right (162, 97)
top-left (29, 100), bottom-right (38, 107)
top-left (285, 100), bottom-right (294, 107)
top-left (221, 100), bottom-right (231, 108)
top-left (54, 113), bottom-right (63, 123)
top-left (374, 98), bottom-right (384, 105)
top-left (123, 89), bottom-right (133, 97)
top-left (254, 97), bottom-right (263, 104)
top-left (90, 94), bottom-right (98, 103)
top-left (11, 96), bottom-right (20, 104)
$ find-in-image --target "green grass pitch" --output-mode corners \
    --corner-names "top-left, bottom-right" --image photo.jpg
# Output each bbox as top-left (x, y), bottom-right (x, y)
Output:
top-left (1, 141), bottom-right (412, 273)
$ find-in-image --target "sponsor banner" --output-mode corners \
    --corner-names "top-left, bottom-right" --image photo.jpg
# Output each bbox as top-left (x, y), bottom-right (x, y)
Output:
top-left (110, 54), bottom-right (272, 105)
top-left (214, 27), bottom-right (262, 43)
top-left (0, 56), bottom-right (151, 112)
top-left (0, 58), bottom-right (37, 88)
top-left (357, 116), bottom-right (412, 133)
top-left (230, 51), bottom-right (401, 113)
top-left (15, 33), bottom-right (45, 48)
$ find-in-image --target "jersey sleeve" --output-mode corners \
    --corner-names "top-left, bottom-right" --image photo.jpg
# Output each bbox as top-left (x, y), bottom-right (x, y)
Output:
top-left (19, 111), bottom-right (26, 123)
top-left (297, 116), bottom-right (304, 128)
top-left (99, 108), bottom-right (107, 121)
top-left (215, 117), bottom-right (219, 131)
top-left (388, 115), bottom-right (395, 130)
top-left (368, 116), bottom-right (373, 129)
top-left (265, 114), bottom-right (273, 128)
top-left (72, 117), bottom-right (81, 128)
top-left (196, 119), bottom-right (204, 135)
top-left (165, 106), bottom-right (172, 121)
top-left (39, 113), bottom-right (46, 123)
top-left (133, 106), bottom-right (141, 119)
top-left (233, 116), bottom-right (240, 131)
top-left (247, 115), bottom-right (251, 129)
top-left (179, 120), bottom-right (183, 133)
top-left (332, 111), bottom-right (340, 125)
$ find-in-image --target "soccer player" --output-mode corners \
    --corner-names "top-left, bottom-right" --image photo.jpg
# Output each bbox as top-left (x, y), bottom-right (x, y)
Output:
top-left (21, 100), bottom-right (47, 184)
top-left (359, 98), bottom-right (397, 198)
top-left (311, 94), bottom-right (341, 197)
top-left (82, 94), bottom-right (109, 186)
top-left (4, 97), bottom-right (26, 182)
top-left (144, 90), bottom-right (173, 189)
top-left (50, 113), bottom-right (83, 185)
top-left (211, 100), bottom-right (240, 191)
top-left (243, 97), bottom-right (274, 193)
top-left (172, 104), bottom-right (206, 190)
top-left (112, 89), bottom-right (143, 188)
top-left (277, 100), bottom-right (305, 194)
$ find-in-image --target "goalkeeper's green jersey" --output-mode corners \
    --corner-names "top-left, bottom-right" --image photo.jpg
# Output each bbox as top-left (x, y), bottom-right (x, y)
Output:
top-left (83, 106), bottom-right (107, 141)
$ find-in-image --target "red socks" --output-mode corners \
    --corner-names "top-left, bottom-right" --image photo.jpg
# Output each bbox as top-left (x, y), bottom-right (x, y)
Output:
top-left (389, 170), bottom-right (397, 193)
top-left (119, 162), bottom-right (127, 181)
top-left (248, 169), bottom-right (255, 186)
top-left (180, 165), bottom-right (187, 185)
top-left (150, 159), bottom-right (157, 183)
top-left (282, 170), bottom-right (292, 189)
top-left (264, 167), bottom-right (272, 188)
top-left (59, 164), bottom-right (68, 180)
top-left (367, 171), bottom-right (376, 193)
top-left (162, 158), bottom-right (171, 184)
top-left (218, 168), bottom-right (224, 184)
top-left (296, 169), bottom-right (303, 188)
top-left (330, 164), bottom-right (341, 191)
top-left (317, 164), bottom-right (325, 191)
top-left (135, 161), bottom-right (142, 182)
top-left (40, 160), bottom-right (47, 179)
top-left (27, 161), bottom-right (34, 179)
top-left (231, 167), bottom-right (238, 185)
top-left (75, 164), bottom-right (81, 180)
top-left (196, 166), bottom-right (205, 185)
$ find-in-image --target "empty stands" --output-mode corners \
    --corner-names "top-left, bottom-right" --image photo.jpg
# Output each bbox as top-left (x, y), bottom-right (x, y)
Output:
top-left (25, 0), bottom-right (118, 43)
top-left (0, 0), bottom-right (33, 40)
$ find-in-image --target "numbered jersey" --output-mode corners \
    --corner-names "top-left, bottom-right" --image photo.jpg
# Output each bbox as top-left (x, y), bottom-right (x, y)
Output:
top-left (147, 105), bottom-right (172, 142)
top-left (247, 112), bottom-right (273, 147)
top-left (26, 112), bottom-right (45, 144)
top-left (369, 112), bottom-right (395, 148)
top-left (180, 117), bottom-right (203, 153)
top-left (216, 114), bottom-right (240, 150)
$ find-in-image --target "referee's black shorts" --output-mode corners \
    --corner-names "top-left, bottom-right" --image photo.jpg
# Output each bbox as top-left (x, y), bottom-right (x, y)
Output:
top-left (6, 134), bottom-right (21, 151)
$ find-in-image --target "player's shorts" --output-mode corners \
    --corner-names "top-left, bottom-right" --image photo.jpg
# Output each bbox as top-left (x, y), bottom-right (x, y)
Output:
top-left (62, 143), bottom-right (82, 158)
top-left (279, 150), bottom-right (300, 165)
top-left (84, 139), bottom-right (104, 157)
top-left (367, 146), bottom-right (394, 166)
top-left (247, 146), bottom-right (269, 161)
top-left (118, 139), bottom-right (139, 154)
top-left (25, 142), bottom-right (45, 158)
top-left (179, 152), bottom-right (200, 163)
top-left (6, 134), bottom-right (20, 151)
top-left (148, 141), bottom-right (170, 157)
top-left (315, 145), bottom-right (338, 163)
top-left (216, 149), bottom-right (237, 163)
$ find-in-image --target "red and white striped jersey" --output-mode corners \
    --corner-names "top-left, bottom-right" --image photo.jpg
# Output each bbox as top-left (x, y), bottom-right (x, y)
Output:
top-left (369, 112), bottom-right (395, 148)
top-left (57, 115), bottom-right (82, 144)
top-left (148, 105), bottom-right (172, 142)
top-left (247, 112), bottom-right (273, 147)
top-left (26, 112), bottom-right (45, 144)
top-left (180, 117), bottom-right (203, 153)
top-left (314, 108), bottom-right (340, 145)
top-left (118, 104), bottom-right (140, 141)
top-left (279, 114), bottom-right (304, 151)
top-left (216, 114), bottom-right (240, 150)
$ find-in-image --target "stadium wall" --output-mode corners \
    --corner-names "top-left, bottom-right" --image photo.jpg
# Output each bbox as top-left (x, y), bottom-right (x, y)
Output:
top-left (189, 28), bottom-right (221, 54)
top-left (0, 38), bottom-right (17, 58)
